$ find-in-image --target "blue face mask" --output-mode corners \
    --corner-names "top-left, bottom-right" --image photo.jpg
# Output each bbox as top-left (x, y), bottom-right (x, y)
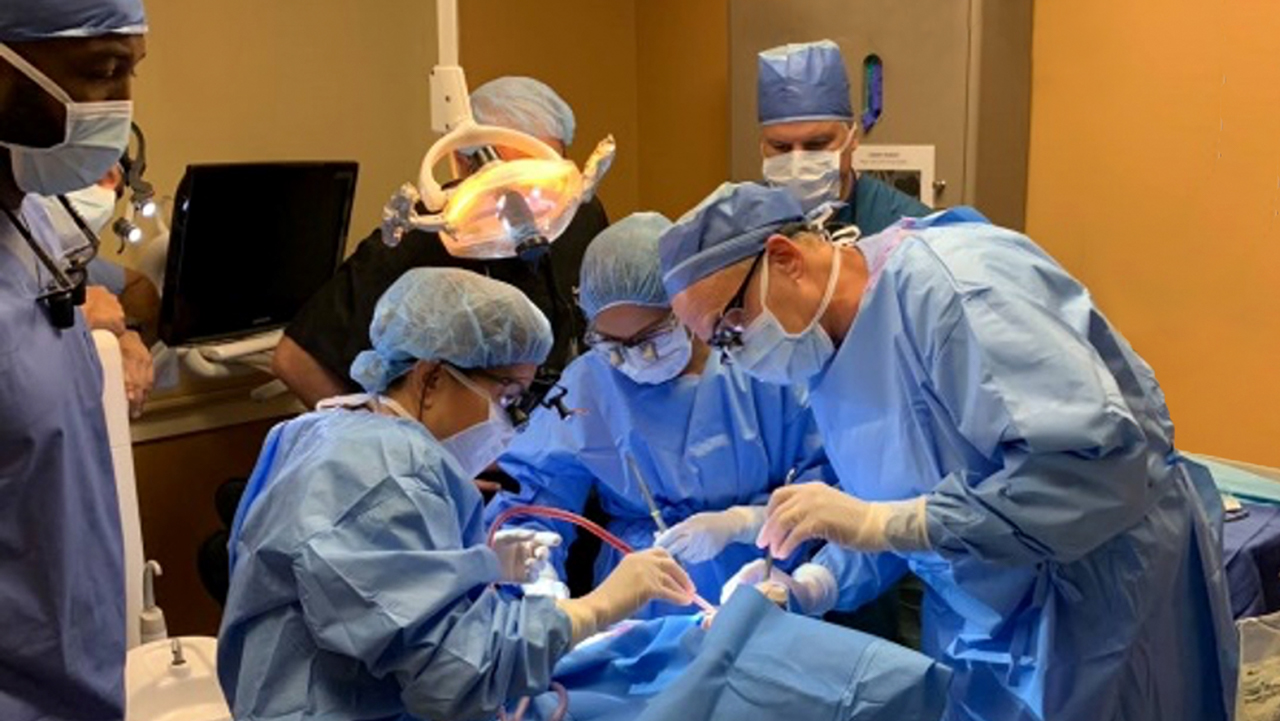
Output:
top-left (603, 325), bottom-right (694, 385)
top-left (730, 245), bottom-right (841, 385)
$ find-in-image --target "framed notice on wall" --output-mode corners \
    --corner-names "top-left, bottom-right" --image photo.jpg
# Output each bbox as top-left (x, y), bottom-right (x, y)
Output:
top-left (853, 144), bottom-right (937, 207)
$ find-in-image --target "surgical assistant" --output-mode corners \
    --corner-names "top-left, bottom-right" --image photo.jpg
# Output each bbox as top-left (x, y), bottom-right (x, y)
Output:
top-left (219, 268), bottom-right (694, 720)
top-left (487, 212), bottom-right (829, 616)
top-left (661, 183), bottom-right (1238, 721)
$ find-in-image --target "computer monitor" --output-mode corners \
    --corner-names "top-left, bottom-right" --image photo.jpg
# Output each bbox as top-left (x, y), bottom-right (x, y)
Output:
top-left (158, 161), bottom-right (358, 345)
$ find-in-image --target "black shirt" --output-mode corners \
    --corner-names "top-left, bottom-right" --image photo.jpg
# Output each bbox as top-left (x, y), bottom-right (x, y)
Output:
top-left (285, 196), bottom-right (609, 389)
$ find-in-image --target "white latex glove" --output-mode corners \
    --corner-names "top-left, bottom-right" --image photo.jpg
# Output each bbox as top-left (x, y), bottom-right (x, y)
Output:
top-left (756, 483), bottom-right (931, 559)
top-left (491, 529), bottom-right (562, 584)
top-left (555, 548), bottom-right (694, 645)
top-left (720, 559), bottom-right (838, 616)
top-left (521, 563), bottom-right (570, 600)
top-left (118, 330), bottom-right (155, 419)
top-left (653, 505), bottom-right (765, 563)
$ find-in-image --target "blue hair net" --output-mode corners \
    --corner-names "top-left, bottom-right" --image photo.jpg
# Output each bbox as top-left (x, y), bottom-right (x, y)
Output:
top-left (659, 183), bottom-right (804, 298)
top-left (0, 0), bottom-right (146, 42)
top-left (577, 212), bottom-right (674, 319)
top-left (351, 268), bottom-right (553, 393)
top-left (757, 40), bottom-right (853, 126)
top-left (471, 76), bottom-right (576, 148)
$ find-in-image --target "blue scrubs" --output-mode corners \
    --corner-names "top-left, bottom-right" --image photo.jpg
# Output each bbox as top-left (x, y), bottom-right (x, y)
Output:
top-left (86, 259), bottom-right (127, 295)
top-left (832, 174), bottom-right (931, 235)
top-left (0, 212), bottom-right (124, 720)
top-left (219, 407), bottom-right (573, 721)
top-left (808, 212), bottom-right (1237, 720)
top-left (487, 351), bottom-right (829, 616)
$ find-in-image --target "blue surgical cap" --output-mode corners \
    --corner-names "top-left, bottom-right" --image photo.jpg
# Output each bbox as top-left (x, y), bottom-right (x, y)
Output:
top-left (0, 0), bottom-right (146, 42)
top-left (578, 212), bottom-right (674, 320)
top-left (659, 183), bottom-right (804, 298)
top-left (351, 268), bottom-right (553, 393)
top-left (472, 76), bottom-right (576, 148)
top-left (757, 40), bottom-right (853, 126)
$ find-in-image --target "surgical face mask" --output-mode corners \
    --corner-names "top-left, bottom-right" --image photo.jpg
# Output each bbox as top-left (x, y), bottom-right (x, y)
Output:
top-left (66, 184), bottom-right (118, 234)
top-left (607, 326), bottom-right (693, 385)
top-left (730, 245), bottom-right (842, 385)
top-left (0, 44), bottom-right (133, 196)
top-left (440, 365), bottom-right (517, 479)
top-left (760, 130), bottom-right (853, 213)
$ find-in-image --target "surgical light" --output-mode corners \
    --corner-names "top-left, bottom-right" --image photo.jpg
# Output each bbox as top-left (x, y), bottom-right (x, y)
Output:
top-left (113, 216), bottom-right (144, 245)
top-left (380, 0), bottom-right (614, 259)
top-left (123, 122), bottom-right (157, 219)
top-left (135, 194), bottom-right (157, 219)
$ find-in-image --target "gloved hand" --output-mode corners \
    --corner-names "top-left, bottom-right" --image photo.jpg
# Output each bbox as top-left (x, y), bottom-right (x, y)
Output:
top-left (654, 505), bottom-right (765, 563)
top-left (555, 548), bottom-right (694, 645)
top-left (491, 528), bottom-right (562, 584)
top-left (720, 560), bottom-right (838, 616)
top-left (521, 563), bottom-right (570, 600)
top-left (756, 483), bottom-right (931, 559)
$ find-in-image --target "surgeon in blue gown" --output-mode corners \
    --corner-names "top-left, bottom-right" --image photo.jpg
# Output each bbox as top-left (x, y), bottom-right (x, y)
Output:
top-left (756, 40), bottom-right (929, 233)
top-left (486, 213), bottom-right (830, 617)
top-left (661, 182), bottom-right (1238, 721)
top-left (219, 268), bottom-right (694, 720)
top-left (0, 2), bottom-right (147, 718)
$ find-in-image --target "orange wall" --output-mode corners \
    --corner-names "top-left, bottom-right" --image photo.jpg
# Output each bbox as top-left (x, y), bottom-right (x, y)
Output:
top-left (460, 0), bottom-right (730, 221)
top-left (1026, 2), bottom-right (1280, 465)
top-left (636, 0), bottom-right (731, 219)
top-left (460, 0), bottom-right (641, 218)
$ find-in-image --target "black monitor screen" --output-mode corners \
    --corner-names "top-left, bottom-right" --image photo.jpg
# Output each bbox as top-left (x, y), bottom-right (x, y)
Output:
top-left (159, 161), bottom-right (357, 345)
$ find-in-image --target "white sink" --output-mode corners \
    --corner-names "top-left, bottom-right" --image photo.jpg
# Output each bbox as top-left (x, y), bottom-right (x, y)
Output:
top-left (126, 637), bottom-right (230, 721)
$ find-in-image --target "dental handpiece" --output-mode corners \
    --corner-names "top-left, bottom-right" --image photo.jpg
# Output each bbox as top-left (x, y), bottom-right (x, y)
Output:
top-left (763, 467), bottom-right (799, 583)
top-left (626, 452), bottom-right (669, 534)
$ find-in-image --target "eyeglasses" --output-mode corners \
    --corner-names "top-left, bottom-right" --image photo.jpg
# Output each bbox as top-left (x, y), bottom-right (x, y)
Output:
top-left (465, 367), bottom-right (530, 409)
top-left (584, 313), bottom-right (680, 364)
top-left (708, 222), bottom-right (826, 357)
top-left (708, 252), bottom-right (765, 355)
top-left (454, 365), bottom-right (577, 431)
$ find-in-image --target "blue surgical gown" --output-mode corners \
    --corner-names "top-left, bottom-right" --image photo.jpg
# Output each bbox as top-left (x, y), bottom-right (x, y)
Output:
top-left (219, 407), bottom-right (573, 721)
top-left (807, 212), bottom-right (1238, 721)
top-left (0, 208), bottom-right (124, 721)
top-left (486, 351), bottom-right (829, 616)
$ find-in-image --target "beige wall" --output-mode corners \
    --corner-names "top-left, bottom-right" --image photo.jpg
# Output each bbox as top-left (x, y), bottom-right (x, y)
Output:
top-left (1026, 2), bottom-right (1280, 466)
top-left (131, 1), bottom-right (438, 254)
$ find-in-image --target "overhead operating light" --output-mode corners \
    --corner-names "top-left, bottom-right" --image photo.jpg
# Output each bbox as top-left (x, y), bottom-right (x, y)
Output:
top-left (380, 0), bottom-right (614, 261)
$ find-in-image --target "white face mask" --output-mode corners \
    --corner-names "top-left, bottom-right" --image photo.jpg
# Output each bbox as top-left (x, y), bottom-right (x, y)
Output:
top-left (66, 184), bottom-right (118, 234)
top-left (760, 129), bottom-right (854, 213)
top-left (607, 325), bottom-right (694, 386)
top-left (730, 245), bottom-right (842, 385)
top-left (0, 44), bottom-right (133, 196)
top-left (439, 365), bottom-right (517, 479)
